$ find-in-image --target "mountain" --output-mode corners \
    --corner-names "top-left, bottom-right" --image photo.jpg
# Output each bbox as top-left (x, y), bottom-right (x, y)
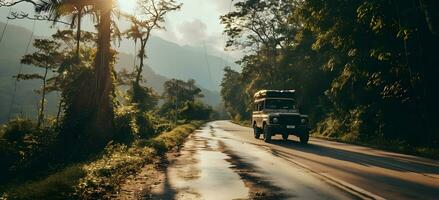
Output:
top-left (0, 22), bottom-right (57, 123)
top-left (117, 35), bottom-right (238, 92)
top-left (116, 53), bottom-right (222, 107)
top-left (0, 22), bottom-right (222, 123)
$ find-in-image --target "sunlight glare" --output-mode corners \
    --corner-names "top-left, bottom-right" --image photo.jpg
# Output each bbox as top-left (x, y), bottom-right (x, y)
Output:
top-left (118, 0), bottom-right (137, 13)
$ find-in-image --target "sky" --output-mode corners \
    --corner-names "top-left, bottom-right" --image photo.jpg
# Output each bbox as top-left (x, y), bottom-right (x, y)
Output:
top-left (0, 0), bottom-right (240, 60)
top-left (153, 0), bottom-right (232, 49)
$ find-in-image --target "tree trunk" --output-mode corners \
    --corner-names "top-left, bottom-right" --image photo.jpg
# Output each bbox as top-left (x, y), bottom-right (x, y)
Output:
top-left (56, 96), bottom-right (63, 126)
top-left (37, 67), bottom-right (49, 128)
top-left (93, 1), bottom-right (114, 142)
top-left (135, 40), bottom-right (146, 85)
top-left (76, 9), bottom-right (82, 62)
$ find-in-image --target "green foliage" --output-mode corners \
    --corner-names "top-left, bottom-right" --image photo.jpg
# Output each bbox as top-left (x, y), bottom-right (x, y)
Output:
top-left (128, 82), bottom-right (159, 112)
top-left (1, 121), bottom-right (202, 200)
top-left (179, 101), bottom-right (213, 121)
top-left (149, 122), bottom-right (202, 154)
top-left (160, 79), bottom-right (212, 121)
top-left (0, 118), bottom-right (58, 185)
top-left (113, 105), bottom-right (138, 143)
top-left (221, 0), bottom-right (439, 148)
top-left (162, 79), bottom-right (204, 105)
top-left (76, 144), bottom-right (155, 200)
top-left (114, 104), bottom-right (173, 143)
top-left (220, 67), bottom-right (249, 120)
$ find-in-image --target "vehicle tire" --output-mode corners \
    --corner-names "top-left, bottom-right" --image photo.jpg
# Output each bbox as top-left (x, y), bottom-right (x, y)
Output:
top-left (300, 133), bottom-right (309, 144)
top-left (263, 125), bottom-right (272, 143)
top-left (253, 125), bottom-right (261, 139)
top-left (282, 133), bottom-right (289, 141)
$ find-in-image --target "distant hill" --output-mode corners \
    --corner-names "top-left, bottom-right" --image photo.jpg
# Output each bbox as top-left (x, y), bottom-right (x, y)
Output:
top-left (0, 22), bottom-right (222, 123)
top-left (0, 22), bottom-right (58, 123)
top-left (117, 35), bottom-right (238, 92)
top-left (116, 53), bottom-right (222, 107)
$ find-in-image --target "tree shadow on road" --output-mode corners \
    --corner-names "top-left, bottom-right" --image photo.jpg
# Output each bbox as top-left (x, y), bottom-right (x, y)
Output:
top-left (268, 138), bottom-right (439, 175)
top-left (263, 138), bottom-right (439, 198)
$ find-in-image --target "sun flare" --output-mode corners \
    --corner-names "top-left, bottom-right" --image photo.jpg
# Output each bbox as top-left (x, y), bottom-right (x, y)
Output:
top-left (117, 0), bottom-right (137, 13)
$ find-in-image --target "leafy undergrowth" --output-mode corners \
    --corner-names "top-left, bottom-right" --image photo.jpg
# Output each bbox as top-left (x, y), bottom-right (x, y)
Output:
top-left (76, 121), bottom-right (203, 199)
top-left (1, 121), bottom-right (203, 200)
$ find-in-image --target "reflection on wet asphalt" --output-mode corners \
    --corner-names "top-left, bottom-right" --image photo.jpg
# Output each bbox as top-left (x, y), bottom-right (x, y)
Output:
top-left (149, 122), bottom-right (353, 200)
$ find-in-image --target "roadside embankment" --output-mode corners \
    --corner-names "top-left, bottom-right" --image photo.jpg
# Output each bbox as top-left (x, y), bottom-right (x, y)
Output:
top-left (1, 121), bottom-right (204, 200)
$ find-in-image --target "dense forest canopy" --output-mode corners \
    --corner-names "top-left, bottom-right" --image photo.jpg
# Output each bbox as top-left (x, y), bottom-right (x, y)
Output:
top-left (220, 0), bottom-right (439, 147)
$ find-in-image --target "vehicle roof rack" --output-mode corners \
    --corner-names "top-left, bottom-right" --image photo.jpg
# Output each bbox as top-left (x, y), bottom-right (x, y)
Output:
top-left (254, 90), bottom-right (296, 99)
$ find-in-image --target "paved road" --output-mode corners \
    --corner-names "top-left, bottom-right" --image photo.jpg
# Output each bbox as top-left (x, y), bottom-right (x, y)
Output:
top-left (149, 121), bottom-right (439, 200)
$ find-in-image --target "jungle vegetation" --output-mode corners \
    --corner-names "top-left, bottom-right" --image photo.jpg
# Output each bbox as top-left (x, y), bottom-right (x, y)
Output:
top-left (0, 0), bottom-right (212, 198)
top-left (220, 0), bottom-right (439, 150)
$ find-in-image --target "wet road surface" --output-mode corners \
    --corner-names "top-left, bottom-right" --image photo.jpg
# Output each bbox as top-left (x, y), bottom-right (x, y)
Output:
top-left (148, 121), bottom-right (439, 200)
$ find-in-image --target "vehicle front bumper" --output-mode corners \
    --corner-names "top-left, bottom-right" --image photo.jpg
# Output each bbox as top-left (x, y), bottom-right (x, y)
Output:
top-left (266, 124), bottom-right (309, 136)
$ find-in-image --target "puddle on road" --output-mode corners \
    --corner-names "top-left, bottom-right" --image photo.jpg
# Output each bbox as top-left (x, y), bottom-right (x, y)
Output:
top-left (163, 126), bottom-right (249, 200)
top-left (191, 151), bottom-right (248, 200)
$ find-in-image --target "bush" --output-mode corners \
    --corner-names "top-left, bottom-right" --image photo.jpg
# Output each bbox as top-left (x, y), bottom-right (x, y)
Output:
top-left (179, 101), bottom-right (212, 121)
top-left (114, 106), bottom-right (138, 143)
top-left (114, 106), bottom-right (173, 143)
top-left (75, 144), bottom-right (155, 200)
top-left (136, 112), bottom-right (155, 139)
top-left (0, 118), bottom-right (58, 184)
top-left (314, 107), bottom-right (368, 142)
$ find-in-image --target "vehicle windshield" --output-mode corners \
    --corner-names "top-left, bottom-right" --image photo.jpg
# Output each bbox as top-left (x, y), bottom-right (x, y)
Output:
top-left (265, 99), bottom-right (295, 110)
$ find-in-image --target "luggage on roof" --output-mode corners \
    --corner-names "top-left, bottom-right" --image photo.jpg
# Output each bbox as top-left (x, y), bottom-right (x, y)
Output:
top-left (254, 90), bottom-right (296, 99)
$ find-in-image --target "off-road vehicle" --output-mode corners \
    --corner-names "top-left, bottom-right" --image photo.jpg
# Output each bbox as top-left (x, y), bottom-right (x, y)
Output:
top-left (252, 90), bottom-right (310, 144)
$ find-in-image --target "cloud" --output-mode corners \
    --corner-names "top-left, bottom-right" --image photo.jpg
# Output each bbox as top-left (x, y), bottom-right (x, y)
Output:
top-left (177, 19), bottom-right (208, 45)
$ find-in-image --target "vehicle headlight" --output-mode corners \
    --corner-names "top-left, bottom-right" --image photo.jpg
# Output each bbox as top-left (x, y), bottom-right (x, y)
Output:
top-left (272, 117), bottom-right (279, 123)
top-left (301, 118), bottom-right (307, 124)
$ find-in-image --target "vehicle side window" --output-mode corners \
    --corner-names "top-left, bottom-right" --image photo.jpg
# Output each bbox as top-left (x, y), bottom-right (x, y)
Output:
top-left (259, 101), bottom-right (264, 111)
top-left (255, 102), bottom-right (261, 111)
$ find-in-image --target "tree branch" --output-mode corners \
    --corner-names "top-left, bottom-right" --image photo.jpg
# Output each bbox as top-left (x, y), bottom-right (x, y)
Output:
top-left (7, 11), bottom-right (72, 25)
top-left (0, 0), bottom-right (39, 7)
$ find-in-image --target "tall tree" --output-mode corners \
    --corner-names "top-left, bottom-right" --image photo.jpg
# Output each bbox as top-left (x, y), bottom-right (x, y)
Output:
top-left (18, 39), bottom-right (63, 128)
top-left (91, 0), bottom-right (120, 142)
top-left (125, 0), bottom-right (181, 85)
top-left (160, 79), bottom-right (204, 120)
top-left (220, 67), bottom-right (248, 120)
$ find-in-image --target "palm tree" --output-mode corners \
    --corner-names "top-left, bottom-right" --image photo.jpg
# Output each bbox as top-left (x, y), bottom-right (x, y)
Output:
top-left (36, 0), bottom-right (125, 143)
top-left (36, 0), bottom-right (90, 61)
top-left (36, 0), bottom-right (117, 143)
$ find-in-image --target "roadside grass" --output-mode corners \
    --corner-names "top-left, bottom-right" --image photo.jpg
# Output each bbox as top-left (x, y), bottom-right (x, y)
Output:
top-left (1, 121), bottom-right (204, 200)
top-left (77, 121), bottom-right (203, 199)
